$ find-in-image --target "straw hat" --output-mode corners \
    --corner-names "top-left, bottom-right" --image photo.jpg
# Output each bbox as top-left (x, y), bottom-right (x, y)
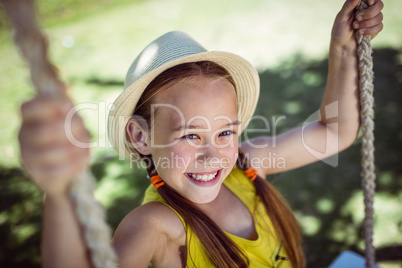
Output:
top-left (108, 31), bottom-right (260, 160)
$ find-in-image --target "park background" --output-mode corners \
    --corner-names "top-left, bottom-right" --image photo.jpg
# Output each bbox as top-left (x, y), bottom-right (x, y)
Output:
top-left (0, 0), bottom-right (401, 266)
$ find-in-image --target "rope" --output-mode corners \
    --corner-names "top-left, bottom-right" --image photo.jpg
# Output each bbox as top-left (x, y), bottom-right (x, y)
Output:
top-left (1, 0), bottom-right (117, 267)
top-left (356, 1), bottom-right (376, 267)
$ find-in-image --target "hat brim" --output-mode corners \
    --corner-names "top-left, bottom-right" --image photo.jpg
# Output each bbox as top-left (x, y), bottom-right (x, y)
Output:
top-left (108, 51), bottom-right (260, 160)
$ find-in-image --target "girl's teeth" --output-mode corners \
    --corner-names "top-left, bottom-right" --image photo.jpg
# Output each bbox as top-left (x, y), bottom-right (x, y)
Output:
top-left (189, 172), bottom-right (218, 182)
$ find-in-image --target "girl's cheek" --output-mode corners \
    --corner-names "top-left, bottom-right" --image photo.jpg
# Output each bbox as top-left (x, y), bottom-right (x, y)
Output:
top-left (220, 137), bottom-right (238, 154)
top-left (169, 144), bottom-right (196, 168)
top-left (215, 135), bottom-right (237, 148)
top-left (228, 148), bottom-right (239, 164)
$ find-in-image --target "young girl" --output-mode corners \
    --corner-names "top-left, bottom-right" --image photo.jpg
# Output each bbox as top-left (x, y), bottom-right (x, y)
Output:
top-left (19, 0), bottom-right (384, 267)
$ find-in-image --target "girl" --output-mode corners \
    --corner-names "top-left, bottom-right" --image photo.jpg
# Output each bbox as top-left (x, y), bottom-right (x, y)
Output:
top-left (19, 0), bottom-right (384, 267)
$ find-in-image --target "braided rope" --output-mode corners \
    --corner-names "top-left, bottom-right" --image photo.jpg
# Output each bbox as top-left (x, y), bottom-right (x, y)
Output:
top-left (356, 1), bottom-right (376, 267)
top-left (1, 0), bottom-right (117, 267)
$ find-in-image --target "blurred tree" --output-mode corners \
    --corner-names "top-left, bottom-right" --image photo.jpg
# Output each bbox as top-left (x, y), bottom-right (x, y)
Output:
top-left (0, 168), bottom-right (42, 268)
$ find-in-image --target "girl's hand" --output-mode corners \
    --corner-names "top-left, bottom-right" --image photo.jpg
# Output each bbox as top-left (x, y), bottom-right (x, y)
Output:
top-left (331, 0), bottom-right (384, 51)
top-left (19, 96), bottom-right (91, 197)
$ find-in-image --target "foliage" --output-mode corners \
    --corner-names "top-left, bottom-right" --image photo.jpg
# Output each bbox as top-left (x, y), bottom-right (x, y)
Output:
top-left (0, 168), bottom-right (42, 267)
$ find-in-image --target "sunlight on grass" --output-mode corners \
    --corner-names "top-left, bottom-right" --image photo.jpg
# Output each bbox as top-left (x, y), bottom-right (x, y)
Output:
top-left (302, 71), bottom-right (323, 87)
top-left (284, 101), bottom-right (302, 115)
top-left (93, 159), bottom-right (148, 209)
top-left (377, 261), bottom-right (402, 268)
top-left (316, 198), bottom-right (335, 214)
top-left (297, 213), bottom-right (322, 236)
top-left (94, 161), bottom-right (133, 206)
top-left (95, 175), bottom-right (133, 208)
top-left (330, 218), bottom-right (359, 246)
top-left (14, 224), bottom-right (37, 244)
top-left (340, 190), bottom-right (402, 249)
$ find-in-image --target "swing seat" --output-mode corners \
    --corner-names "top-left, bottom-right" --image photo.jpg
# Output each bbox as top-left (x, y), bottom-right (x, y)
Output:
top-left (328, 251), bottom-right (379, 268)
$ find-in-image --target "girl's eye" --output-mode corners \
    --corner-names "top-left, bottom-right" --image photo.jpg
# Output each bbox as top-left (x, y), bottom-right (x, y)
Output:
top-left (219, 130), bottom-right (234, 137)
top-left (181, 134), bottom-right (199, 140)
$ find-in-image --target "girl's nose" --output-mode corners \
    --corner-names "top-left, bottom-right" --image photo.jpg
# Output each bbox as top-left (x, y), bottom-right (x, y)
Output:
top-left (196, 143), bottom-right (221, 162)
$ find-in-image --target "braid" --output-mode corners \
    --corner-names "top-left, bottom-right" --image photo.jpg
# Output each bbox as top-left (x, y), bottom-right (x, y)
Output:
top-left (236, 150), bottom-right (305, 268)
top-left (141, 154), bottom-right (157, 177)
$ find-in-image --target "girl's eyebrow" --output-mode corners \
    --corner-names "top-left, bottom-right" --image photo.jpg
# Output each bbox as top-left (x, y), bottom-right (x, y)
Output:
top-left (171, 120), bottom-right (242, 132)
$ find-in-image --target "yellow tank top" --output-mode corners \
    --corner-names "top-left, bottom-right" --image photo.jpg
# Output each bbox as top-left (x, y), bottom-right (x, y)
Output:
top-left (142, 167), bottom-right (292, 268)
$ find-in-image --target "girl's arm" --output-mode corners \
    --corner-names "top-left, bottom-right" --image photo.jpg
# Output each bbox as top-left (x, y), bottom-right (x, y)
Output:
top-left (42, 194), bottom-right (93, 268)
top-left (20, 97), bottom-right (170, 267)
top-left (241, 0), bottom-right (384, 176)
top-left (19, 97), bottom-right (93, 267)
top-left (113, 202), bottom-right (186, 267)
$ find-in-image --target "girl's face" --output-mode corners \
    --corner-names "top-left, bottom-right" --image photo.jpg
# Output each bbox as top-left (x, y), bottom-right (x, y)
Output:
top-left (148, 76), bottom-right (239, 204)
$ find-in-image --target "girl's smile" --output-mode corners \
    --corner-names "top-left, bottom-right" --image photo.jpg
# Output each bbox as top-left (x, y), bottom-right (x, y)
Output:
top-left (185, 169), bottom-right (222, 186)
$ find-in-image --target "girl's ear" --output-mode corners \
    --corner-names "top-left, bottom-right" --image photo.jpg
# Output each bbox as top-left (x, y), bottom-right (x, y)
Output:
top-left (126, 118), bottom-right (152, 155)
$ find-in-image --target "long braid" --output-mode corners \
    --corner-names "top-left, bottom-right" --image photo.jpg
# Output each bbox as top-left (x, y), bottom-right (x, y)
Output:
top-left (236, 150), bottom-right (305, 268)
top-left (141, 155), bottom-right (249, 268)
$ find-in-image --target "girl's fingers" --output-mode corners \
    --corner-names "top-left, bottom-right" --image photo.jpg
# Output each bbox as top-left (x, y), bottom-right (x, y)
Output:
top-left (19, 122), bottom-right (90, 166)
top-left (19, 125), bottom-right (90, 155)
top-left (354, 0), bottom-right (384, 38)
top-left (22, 143), bottom-right (77, 167)
top-left (21, 97), bottom-right (72, 122)
top-left (19, 96), bottom-right (91, 188)
top-left (20, 124), bottom-right (90, 164)
top-left (357, 22), bottom-right (384, 37)
top-left (353, 12), bottom-right (384, 31)
top-left (342, 0), bottom-right (361, 13)
top-left (365, 0), bottom-right (381, 5)
top-left (353, 0), bottom-right (384, 37)
top-left (19, 116), bottom-right (89, 147)
top-left (356, 0), bottom-right (384, 21)
top-left (30, 153), bottom-right (90, 189)
top-left (337, 0), bottom-right (361, 22)
top-left (21, 140), bottom-right (90, 182)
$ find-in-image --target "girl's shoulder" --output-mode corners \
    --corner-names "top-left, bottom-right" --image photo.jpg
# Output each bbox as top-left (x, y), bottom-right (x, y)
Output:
top-left (115, 201), bottom-right (186, 245)
top-left (141, 201), bottom-right (187, 240)
top-left (113, 202), bottom-right (186, 266)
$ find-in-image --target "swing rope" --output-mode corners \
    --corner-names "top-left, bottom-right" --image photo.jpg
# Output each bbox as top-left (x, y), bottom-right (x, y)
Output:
top-left (2, 0), bottom-right (376, 267)
top-left (1, 1), bottom-right (117, 267)
top-left (356, 1), bottom-right (376, 267)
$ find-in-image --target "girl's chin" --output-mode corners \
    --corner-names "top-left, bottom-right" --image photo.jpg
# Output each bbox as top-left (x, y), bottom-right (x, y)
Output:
top-left (184, 171), bottom-right (226, 204)
top-left (187, 191), bottom-right (221, 205)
